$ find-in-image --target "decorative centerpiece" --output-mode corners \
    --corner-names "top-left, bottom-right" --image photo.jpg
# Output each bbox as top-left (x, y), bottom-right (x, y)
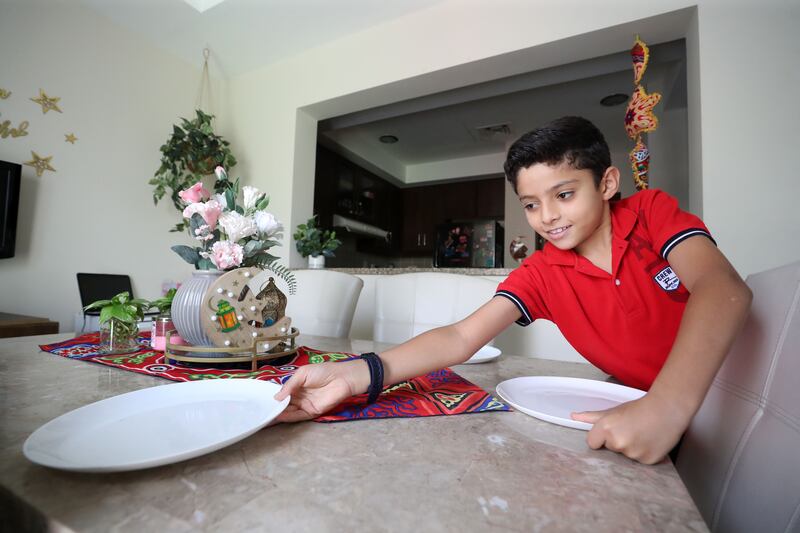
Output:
top-left (167, 167), bottom-right (298, 367)
top-left (293, 215), bottom-right (341, 269)
top-left (83, 291), bottom-right (150, 354)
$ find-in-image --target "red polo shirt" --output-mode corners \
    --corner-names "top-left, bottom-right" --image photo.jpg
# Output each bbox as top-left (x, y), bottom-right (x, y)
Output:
top-left (495, 189), bottom-right (715, 390)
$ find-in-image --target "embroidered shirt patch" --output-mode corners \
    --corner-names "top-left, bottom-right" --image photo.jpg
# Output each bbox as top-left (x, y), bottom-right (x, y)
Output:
top-left (654, 266), bottom-right (680, 291)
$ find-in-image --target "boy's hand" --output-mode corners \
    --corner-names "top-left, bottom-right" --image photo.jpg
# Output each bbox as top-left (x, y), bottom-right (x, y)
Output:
top-left (274, 360), bottom-right (370, 423)
top-left (570, 391), bottom-right (692, 464)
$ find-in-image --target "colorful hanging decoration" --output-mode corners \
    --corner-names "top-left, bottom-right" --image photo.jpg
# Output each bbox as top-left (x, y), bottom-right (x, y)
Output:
top-left (624, 85), bottom-right (661, 140)
top-left (631, 35), bottom-right (650, 85)
top-left (64, 133), bottom-right (78, 144)
top-left (30, 89), bottom-right (62, 114)
top-left (629, 137), bottom-right (650, 191)
top-left (24, 151), bottom-right (56, 177)
top-left (625, 35), bottom-right (661, 190)
top-left (0, 88), bottom-right (11, 99)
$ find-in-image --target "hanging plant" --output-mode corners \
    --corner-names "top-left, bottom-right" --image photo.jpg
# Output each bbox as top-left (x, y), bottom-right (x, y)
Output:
top-left (149, 109), bottom-right (237, 232)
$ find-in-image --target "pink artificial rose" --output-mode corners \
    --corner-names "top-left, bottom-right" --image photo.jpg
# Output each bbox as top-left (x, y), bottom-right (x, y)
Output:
top-left (210, 240), bottom-right (244, 270)
top-left (182, 199), bottom-right (222, 231)
top-left (178, 182), bottom-right (210, 204)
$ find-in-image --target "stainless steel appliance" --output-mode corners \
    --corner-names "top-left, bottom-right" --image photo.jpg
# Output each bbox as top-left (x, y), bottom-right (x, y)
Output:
top-left (434, 219), bottom-right (504, 268)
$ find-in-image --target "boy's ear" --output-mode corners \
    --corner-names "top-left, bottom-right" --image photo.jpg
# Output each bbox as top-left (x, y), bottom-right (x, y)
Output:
top-left (600, 166), bottom-right (620, 200)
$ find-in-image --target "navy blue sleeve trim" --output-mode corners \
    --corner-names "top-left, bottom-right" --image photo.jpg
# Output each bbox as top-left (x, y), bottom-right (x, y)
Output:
top-left (660, 228), bottom-right (717, 259)
top-left (494, 290), bottom-right (533, 326)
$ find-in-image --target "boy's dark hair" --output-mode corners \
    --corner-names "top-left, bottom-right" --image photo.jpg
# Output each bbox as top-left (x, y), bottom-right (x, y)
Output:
top-left (503, 116), bottom-right (611, 192)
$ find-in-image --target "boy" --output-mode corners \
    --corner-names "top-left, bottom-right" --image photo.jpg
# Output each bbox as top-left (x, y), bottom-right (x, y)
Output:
top-left (275, 116), bottom-right (752, 465)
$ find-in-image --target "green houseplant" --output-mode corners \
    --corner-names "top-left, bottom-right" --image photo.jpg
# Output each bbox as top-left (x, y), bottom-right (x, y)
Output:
top-left (293, 216), bottom-right (342, 269)
top-left (149, 110), bottom-right (237, 232)
top-left (84, 291), bottom-right (151, 354)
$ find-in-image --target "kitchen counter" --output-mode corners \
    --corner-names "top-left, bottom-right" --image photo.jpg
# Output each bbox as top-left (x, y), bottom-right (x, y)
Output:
top-left (312, 267), bottom-right (514, 276)
top-left (0, 333), bottom-right (706, 532)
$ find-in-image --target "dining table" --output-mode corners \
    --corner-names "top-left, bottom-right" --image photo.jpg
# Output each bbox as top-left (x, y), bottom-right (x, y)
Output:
top-left (0, 332), bottom-right (708, 532)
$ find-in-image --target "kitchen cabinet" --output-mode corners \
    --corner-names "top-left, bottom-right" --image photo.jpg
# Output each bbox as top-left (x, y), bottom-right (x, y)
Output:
top-left (400, 178), bottom-right (505, 254)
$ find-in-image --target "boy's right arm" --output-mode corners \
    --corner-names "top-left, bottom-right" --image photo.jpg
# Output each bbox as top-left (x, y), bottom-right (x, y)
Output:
top-left (274, 296), bottom-right (521, 422)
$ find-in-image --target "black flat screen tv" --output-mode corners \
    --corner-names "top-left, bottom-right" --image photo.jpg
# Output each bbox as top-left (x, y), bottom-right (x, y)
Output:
top-left (0, 160), bottom-right (22, 259)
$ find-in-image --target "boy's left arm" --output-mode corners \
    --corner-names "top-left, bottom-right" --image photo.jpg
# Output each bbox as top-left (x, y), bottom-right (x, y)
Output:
top-left (572, 236), bottom-right (753, 464)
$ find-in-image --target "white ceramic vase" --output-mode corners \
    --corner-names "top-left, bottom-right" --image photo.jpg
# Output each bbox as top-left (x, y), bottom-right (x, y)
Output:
top-left (308, 255), bottom-right (325, 269)
top-left (171, 270), bottom-right (223, 346)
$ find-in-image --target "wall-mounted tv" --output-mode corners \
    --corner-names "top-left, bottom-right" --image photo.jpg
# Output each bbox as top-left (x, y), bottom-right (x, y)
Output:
top-left (0, 160), bottom-right (22, 259)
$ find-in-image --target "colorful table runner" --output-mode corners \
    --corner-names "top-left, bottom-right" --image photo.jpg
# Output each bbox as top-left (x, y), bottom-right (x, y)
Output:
top-left (39, 333), bottom-right (509, 422)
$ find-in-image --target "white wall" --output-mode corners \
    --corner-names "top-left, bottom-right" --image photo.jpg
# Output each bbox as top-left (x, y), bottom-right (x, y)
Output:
top-left (4, 0), bottom-right (798, 332)
top-left (230, 0), bottom-right (799, 277)
top-left (0, 1), bottom-right (225, 331)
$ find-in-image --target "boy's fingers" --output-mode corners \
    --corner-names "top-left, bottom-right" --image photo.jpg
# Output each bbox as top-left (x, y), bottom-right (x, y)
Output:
top-left (276, 406), bottom-right (314, 423)
top-left (274, 368), bottom-right (307, 401)
top-left (570, 410), bottom-right (604, 423)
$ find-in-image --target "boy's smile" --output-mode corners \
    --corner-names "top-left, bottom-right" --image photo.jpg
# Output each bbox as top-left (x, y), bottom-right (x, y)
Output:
top-left (516, 162), bottom-right (619, 260)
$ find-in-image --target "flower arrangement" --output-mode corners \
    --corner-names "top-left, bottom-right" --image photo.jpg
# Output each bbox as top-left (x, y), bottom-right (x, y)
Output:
top-left (293, 215), bottom-right (342, 258)
top-left (171, 167), bottom-right (296, 292)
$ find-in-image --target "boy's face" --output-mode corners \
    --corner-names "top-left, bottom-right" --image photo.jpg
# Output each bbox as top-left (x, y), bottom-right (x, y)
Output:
top-left (516, 162), bottom-right (618, 253)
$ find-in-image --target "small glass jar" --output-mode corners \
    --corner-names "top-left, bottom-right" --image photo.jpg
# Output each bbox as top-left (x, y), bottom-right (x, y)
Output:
top-left (151, 315), bottom-right (177, 351)
top-left (99, 320), bottom-right (140, 354)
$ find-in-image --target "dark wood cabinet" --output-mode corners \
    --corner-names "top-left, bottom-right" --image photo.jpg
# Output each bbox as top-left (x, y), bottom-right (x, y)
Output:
top-left (314, 146), bottom-right (401, 256)
top-left (400, 177), bottom-right (505, 254)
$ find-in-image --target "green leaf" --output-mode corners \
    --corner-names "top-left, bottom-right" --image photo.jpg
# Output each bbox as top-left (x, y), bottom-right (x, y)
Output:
top-left (197, 257), bottom-right (216, 270)
top-left (256, 196), bottom-right (270, 211)
top-left (171, 245), bottom-right (201, 265)
top-left (84, 299), bottom-right (112, 312)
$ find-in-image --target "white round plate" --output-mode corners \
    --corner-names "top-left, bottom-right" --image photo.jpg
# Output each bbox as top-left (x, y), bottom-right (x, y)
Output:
top-left (495, 376), bottom-right (645, 430)
top-left (23, 379), bottom-right (289, 472)
top-left (462, 345), bottom-right (502, 364)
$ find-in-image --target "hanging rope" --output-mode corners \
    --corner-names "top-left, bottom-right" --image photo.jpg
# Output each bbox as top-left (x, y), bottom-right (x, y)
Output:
top-left (195, 48), bottom-right (213, 116)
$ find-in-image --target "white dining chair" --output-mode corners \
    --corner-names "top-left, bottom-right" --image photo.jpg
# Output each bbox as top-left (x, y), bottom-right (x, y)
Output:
top-left (675, 260), bottom-right (800, 533)
top-left (373, 272), bottom-right (497, 344)
top-left (284, 269), bottom-right (364, 338)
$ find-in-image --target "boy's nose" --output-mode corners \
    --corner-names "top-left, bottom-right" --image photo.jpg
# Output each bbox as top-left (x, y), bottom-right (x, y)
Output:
top-left (540, 203), bottom-right (559, 224)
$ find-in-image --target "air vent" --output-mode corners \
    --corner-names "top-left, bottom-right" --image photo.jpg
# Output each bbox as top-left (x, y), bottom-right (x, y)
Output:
top-left (475, 123), bottom-right (512, 140)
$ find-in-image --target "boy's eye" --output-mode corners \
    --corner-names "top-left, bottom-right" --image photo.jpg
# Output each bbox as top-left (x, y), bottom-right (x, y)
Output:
top-left (523, 202), bottom-right (539, 210)
top-left (557, 191), bottom-right (574, 200)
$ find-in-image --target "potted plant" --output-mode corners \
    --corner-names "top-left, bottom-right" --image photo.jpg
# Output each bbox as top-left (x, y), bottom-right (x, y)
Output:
top-left (83, 291), bottom-right (150, 354)
top-left (149, 110), bottom-right (237, 232)
top-left (293, 215), bottom-right (342, 269)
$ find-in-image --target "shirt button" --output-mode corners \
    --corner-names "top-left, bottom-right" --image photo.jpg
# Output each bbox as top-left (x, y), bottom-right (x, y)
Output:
top-left (615, 279), bottom-right (621, 286)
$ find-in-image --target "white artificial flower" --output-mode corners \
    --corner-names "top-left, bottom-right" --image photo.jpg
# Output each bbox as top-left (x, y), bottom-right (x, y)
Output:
top-left (218, 211), bottom-right (258, 243)
top-left (213, 193), bottom-right (227, 210)
top-left (241, 185), bottom-right (264, 211)
top-left (254, 210), bottom-right (283, 238)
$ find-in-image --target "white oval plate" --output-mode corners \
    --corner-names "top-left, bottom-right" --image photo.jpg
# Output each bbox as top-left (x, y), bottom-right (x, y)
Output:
top-left (462, 345), bottom-right (502, 364)
top-left (496, 376), bottom-right (645, 430)
top-left (23, 379), bottom-right (289, 472)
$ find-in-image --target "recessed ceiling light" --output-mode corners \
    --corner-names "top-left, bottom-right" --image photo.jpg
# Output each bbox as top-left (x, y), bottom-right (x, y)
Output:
top-left (600, 93), bottom-right (629, 107)
top-left (379, 135), bottom-right (399, 144)
top-left (183, 0), bottom-right (227, 13)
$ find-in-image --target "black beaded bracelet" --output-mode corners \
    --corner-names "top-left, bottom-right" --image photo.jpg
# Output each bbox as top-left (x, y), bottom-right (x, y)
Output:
top-left (359, 352), bottom-right (384, 405)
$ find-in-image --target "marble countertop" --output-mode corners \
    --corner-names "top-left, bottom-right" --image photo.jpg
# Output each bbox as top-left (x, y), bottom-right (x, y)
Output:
top-left (0, 334), bottom-right (706, 532)
top-left (302, 267), bottom-right (514, 276)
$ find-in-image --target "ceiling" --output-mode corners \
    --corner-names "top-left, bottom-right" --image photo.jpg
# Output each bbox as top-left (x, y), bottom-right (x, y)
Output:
top-left (75, 0), bottom-right (441, 78)
top-left (319, 40), bottom-right (687, 185)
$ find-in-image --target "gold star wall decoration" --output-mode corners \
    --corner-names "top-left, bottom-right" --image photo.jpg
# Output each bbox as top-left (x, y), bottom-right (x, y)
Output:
top-left (30, 89), bottom-right (62, 114)
top-left (65, 133), bottom-right (78, 144)
top-left (24, 151), bottom-right (56, 177)
top-left (0, 88), bottom-right (11, 99)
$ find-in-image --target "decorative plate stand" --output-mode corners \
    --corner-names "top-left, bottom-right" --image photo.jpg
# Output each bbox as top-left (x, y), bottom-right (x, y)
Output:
top-left (165, 267), bottom-right (299, 370)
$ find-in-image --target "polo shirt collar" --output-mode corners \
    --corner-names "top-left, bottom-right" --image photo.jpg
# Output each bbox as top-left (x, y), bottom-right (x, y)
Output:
top-left (540, 201), bottom-right (639, 267)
